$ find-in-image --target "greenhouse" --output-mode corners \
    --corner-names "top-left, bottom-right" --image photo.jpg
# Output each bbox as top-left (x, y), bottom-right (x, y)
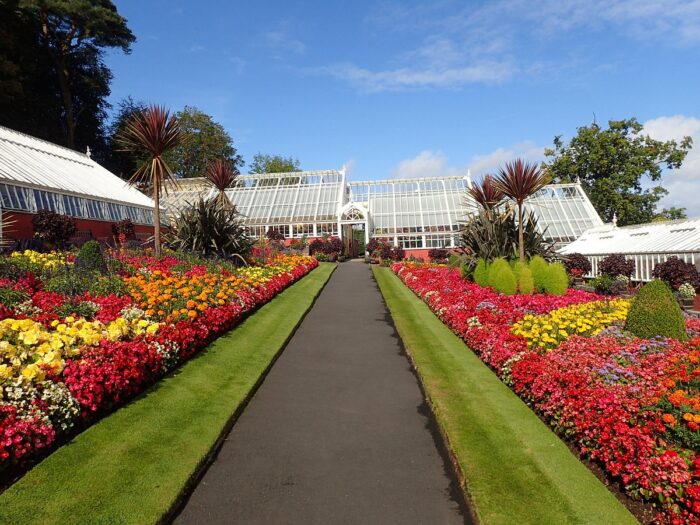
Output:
top-left (164, 168), bottom-right (604, 253)
top-left (0, 125), bottom-right (155, 241)
top-left (560, 217), bottom-right (700, 281)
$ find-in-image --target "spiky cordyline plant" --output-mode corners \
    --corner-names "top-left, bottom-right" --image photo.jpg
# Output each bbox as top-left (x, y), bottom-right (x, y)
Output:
top-left (205, 159), bottom-right (237, 209)
top-left (118, 105), bottom-right (181, 256)
top-left (494, 159), bottom-right (550, 262)
top-left (169, 198), bottom-right (251, 259)
top-left (467, 174), bottom-right (505, 216)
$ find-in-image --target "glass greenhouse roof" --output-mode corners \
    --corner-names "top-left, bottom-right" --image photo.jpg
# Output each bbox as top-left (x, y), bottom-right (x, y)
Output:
top-left (161, 170), bottom-right (604, 247)
top-left (224, 171), bottom-right (344, 225)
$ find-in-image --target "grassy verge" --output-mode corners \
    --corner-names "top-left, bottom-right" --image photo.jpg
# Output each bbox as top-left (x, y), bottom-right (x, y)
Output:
top-left (0, 263), bottom-right (336, 525)
top-left (373, 266), bottom-right (637, 525)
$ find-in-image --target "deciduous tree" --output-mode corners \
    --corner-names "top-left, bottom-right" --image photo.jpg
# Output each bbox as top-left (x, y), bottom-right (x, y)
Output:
top-left (543, 118), bottom-right (692, 226)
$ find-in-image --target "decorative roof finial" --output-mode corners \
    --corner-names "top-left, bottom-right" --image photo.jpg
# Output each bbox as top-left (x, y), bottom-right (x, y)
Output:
top-left (612, 212), bottom-right (618, 227)
top-left (85, 145), bottom-right (91, 158)
top-left (576, 175), bottom-right (581, 184)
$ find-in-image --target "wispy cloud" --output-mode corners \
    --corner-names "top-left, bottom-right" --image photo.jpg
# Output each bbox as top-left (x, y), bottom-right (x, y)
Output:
top-left (391, 150), bottom-right (464, 178)
top-left (317, 60), bottom-right (513, 92)
top-left (188, 44), bottom-right (206, 53)
top-left (320, 0), bottom-right (700, 92)
top-left (261, 27), bottom-right (306, 57)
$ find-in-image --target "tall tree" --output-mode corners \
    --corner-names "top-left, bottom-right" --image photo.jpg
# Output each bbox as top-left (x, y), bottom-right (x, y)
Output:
top-left (165, 106), bottom-right (243, 179)
top-left (543, 118), bottom-right (692, 226)
top-left (17, 0), bottom-right (134, 149)
top-left (118, 105), bottom-right (181, 257)
top-left (102, 96), bottom-right (148, 179)
top-left (249, 153), bottom-right (301, 174)
top-left (653, 207), bottom-right (687, 222)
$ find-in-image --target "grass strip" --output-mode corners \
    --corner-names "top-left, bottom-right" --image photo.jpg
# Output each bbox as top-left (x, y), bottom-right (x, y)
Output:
top-left (0, 263), bottom-right (336, 525)
top-left (373, 266), bottom-right (637, 525)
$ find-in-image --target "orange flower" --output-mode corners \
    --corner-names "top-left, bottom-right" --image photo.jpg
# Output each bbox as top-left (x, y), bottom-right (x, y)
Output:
top-left (662, 413), bottom-right (677, 426)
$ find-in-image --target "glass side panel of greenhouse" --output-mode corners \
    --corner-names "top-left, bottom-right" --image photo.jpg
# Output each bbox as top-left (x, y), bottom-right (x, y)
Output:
top-left (225, 170), bottom-right (344, 225)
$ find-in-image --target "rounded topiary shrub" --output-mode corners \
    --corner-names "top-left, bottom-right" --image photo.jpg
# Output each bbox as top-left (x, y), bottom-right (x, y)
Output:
top-left (488, 258), bottom-right (517, 295)
top-left (513, 261), bottom-right (534, 294)
top-left (473, 258), bottom-right (489, 287)
top-left (529, 255), bottom-right (548, 292)
top-left (75, 240), bottom-right (106, 273)
top-left (625, 280), bottom-right (688, 341)
top-left (541, 262), bottom-right (568, 296)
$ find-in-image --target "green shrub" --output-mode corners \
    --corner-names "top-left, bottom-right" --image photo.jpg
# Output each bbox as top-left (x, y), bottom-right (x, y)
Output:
top-left (488, 258), bottom-right (517, 295)
top-left (448, 253), bottom-right (462, 268)
top-left (529, 255), bottom-right (548, 292)
top-left (0, 286), bottom-right (29, 308)
top-left (75, 240), bottom-right (106, 273)
top-left (541, 262), bottom-right (568, 296)
top-left (473, 258), bottom-right (489, 287)
top-left (45, 270), bottom-right (93, 296)
top-left (513, 261), bottom-right (534, 294)
top-left (625, 280), bottom-right (688, 341)
top-left (88, 275), bottom-right (127, 296)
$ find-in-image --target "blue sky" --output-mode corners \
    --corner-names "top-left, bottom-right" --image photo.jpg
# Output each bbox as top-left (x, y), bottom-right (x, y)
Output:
top-left (108, 0), bottom-right (700, 215)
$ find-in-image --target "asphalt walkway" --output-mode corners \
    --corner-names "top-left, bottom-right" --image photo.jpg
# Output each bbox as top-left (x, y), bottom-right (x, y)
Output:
top-left (174, 261), bottom-right (469, 525)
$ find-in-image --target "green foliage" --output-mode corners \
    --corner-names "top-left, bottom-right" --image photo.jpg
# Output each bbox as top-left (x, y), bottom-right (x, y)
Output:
top-left (54, 300), bottom-right (100, 320)
top-left (544, 118), bottom-right (692, 226)
top-left (653, 207), bottom-right (687, 222)
top-left (625, 280), bottom-right (688, 341)
top-left (448, 253), bottom-right (462, 268)
top-left (75, 241), bottom-right (105, 273)
top-left (513, 261), bottom-right (534, 294)
top-left (459, 208), bottom-right (554, 261)
top-left (473, 258), bottom-right (489, 287)
top-left (529, 256), bottom-right (549, 292)
top-left (170, 198), bottom-right (251, 259)
top-left (249, 153), bottom-right (301, 174)
top-left (88, 274), bottom-right (126, 297)
top-left (488, 258), bottom-right (517, 295)
top-left (0, 286), bottom-right (29, 308)
top-left (541, 262), bottom-right (568, 296)
top-left (164, 106), bottom-right (243, 179)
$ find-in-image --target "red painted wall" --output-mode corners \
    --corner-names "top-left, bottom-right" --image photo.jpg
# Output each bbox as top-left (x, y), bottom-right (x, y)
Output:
top-left (2, 211), bottom-right (154, 243)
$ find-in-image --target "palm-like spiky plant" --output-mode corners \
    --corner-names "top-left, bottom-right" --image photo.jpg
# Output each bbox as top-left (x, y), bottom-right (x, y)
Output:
top-left (118, 105), bottom-right (182, 256)
top-left (494, 159), bottom-right (550, 262)
top-left (467, 174), bottom-right (505, 217)
top-left (205, 159), bottom-right (237, 209)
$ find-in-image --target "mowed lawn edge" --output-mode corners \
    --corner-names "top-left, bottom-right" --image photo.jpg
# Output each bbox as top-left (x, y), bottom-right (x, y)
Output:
top-left (0, 262), bottom-right (336, 525)
top-left (372, 266), bottom-right (637, 525)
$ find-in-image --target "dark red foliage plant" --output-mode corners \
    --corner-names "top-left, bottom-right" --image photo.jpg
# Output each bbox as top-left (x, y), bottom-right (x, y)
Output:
top-left (599, 253), bottom-right (635, 278)
top-left (652, 257), bottom-right (700, 290)
top-left (562, 252), bottom-right (592, 274)
top-left (32, 210), bottom-right (77, 247)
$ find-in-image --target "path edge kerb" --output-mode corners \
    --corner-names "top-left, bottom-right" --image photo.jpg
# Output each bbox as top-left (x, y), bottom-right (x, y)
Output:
top-left (160, 263), bottom-right (337, 525)
top-left (371, 267), bottom-right (478, 525)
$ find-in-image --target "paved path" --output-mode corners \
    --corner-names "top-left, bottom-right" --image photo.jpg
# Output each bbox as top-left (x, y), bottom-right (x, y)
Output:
top-left (174, 262), bottom-right (469, 525)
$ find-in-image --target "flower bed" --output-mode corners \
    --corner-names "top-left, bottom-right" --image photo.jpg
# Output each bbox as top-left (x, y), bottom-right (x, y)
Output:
top-left (392, 263), bottom-right (700, 524)
top-left (0, 250), bottom-right (317, 470)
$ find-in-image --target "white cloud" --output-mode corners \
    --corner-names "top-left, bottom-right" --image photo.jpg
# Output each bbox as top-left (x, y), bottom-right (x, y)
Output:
top-left (391, 150), bottom-right (464, 179)
top-left (391, 144), bottom-right (547, 180)
top-left (643, 115), bottom-right (700, 217)
top-left (188, 44), bottom-right (206, 53)
top-left (467, 141), bottom-right (546, 176)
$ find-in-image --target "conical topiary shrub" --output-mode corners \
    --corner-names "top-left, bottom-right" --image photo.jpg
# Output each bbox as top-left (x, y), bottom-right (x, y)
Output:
top-left (625, 280), bottom-right (688, 341)
top-left (513, 261), bottom-right (534, 294)
top-left (473, 258), bottom-right (489, 287)
top-left (529, 255), bottom-right (548, 292)
top-left (541, 262), bottom-right (568, 296)
top-left (488, 258), bottom-right (517, 295)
